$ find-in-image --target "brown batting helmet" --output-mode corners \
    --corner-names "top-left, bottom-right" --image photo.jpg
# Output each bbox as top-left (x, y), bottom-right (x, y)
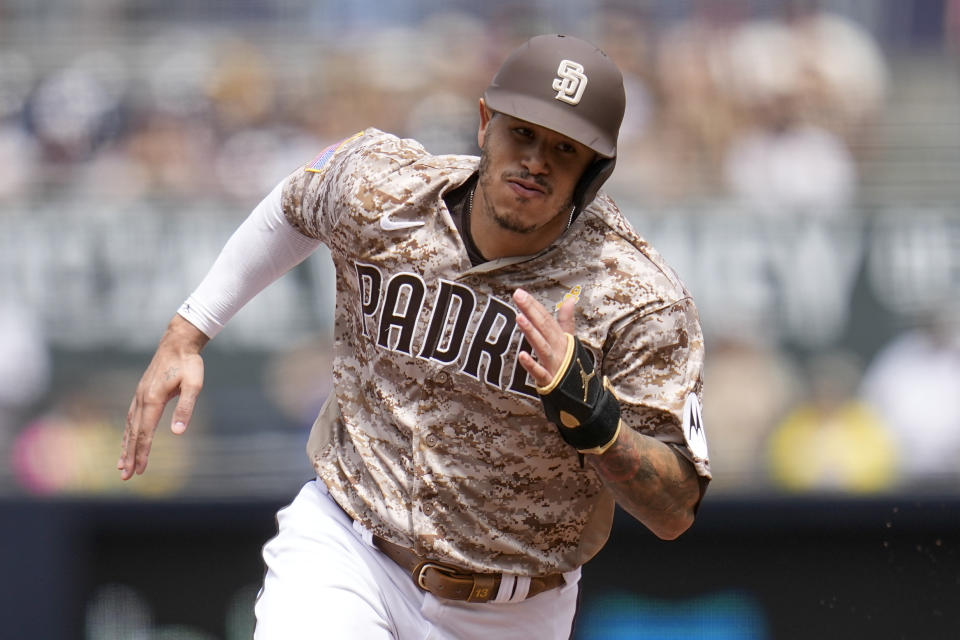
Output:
top-left (483, 34), bottom-right (626, 215)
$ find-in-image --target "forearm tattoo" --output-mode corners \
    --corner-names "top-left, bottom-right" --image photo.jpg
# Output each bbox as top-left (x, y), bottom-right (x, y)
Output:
top-left (587, 430), bottom-right (696, 516)
top-left (591, 433), bottom-right (659, 484)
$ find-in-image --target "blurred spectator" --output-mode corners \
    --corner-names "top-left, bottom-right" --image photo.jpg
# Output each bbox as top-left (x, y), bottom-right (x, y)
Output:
top-left (722, 88), bottom-right (857, 217)
top-left (783, 3), bottom-right (888, 140)
top-left (419, 12), bottom-right (490, 98)
top-left (720, 10), bottom-right (875, 217)
top-left (10, 370), bottom-right (192, 496)
top-left (0, 123), bottom-right (41, 201)
top-left (304, 46), bottom-right (412, 140)
top-left (404, 91), bottom-right (478, 155)
top-left (403, 13), bottom-right (490, 155)
top-left (593, 4), bottom-right (656, 204)
top-left (0, 302), bottom-right (50, 460)
top-left (25, 50), bottom-right (128, 166)
top-left (112, 112), bottom-right (213, 201)
top-left (639, 2), bottom-right (746, 203)
top-left (860, 310), bottom-right (960, 488)
top-left (0, 49), bottom-right (35, 120)
top-left (702, 337), bottom-right (801, 492)
top-left (206, 39), bottom-right (276, 132)
top-left (767, 351), bottom-right (897, 493)
top-left (0, 49), bottom-right (39, 201)
top-left (262, 336), bottom-right (335, 428)
top-left (714, 3), bottom-right (887, 215)
top-left (214, 124), bottom-right (320, 203)
top-left (139, 32), bottom-right (216, 119)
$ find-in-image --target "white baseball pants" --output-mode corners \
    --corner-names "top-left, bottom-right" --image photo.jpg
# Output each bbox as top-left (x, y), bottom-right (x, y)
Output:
top-left (253, 479), bottom-right (581, 639)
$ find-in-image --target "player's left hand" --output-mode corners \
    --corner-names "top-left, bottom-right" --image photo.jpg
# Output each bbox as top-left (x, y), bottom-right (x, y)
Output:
top-left (513, 288), bottom-right (576, 387)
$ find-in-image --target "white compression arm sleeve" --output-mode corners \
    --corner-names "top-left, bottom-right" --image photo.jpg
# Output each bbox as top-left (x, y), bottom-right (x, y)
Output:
top-left (177, 179), bottom-right (321, 339)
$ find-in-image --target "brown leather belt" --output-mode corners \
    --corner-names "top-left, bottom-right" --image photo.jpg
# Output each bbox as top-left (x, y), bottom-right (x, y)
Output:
top-left (372, 535), bottom-right (566, 603)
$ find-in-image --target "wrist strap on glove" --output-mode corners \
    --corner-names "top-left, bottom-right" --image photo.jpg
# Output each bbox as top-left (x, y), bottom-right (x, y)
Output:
top-left (536, 334), bottom-right (622, 455)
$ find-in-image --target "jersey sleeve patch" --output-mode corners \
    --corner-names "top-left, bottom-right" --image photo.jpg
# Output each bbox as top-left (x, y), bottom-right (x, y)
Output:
top-left (682, 392), bottom-right (709, 461)
top-left (554, 285), bottom-right (582, 311)
top-left (304, 131), bottom-right (365, 173)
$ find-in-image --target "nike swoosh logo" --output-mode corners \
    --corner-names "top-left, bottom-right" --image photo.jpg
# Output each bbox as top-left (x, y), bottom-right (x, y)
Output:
top-left (380, 213), bottom-right (425, 231)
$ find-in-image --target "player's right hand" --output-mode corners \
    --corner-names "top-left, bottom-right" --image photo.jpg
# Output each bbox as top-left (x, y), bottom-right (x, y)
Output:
top-left (118, 314), bottom-right (209, 480)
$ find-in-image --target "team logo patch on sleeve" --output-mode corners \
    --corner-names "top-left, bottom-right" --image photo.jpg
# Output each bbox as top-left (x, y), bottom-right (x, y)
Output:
top-left (554, 285), bottom-right (582, 311)
top-left (304, 131), bottom-right (364, 173)
top-left (682, 392), bottom-right (709, 460)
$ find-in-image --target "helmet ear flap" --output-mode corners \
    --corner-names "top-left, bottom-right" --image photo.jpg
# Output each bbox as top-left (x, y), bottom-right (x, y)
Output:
top-left (572, 156), bottom-right (616, 221)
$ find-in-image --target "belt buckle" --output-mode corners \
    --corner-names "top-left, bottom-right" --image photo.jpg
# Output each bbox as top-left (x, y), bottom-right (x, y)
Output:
top-left (414, 561), bottom-right (462, 590)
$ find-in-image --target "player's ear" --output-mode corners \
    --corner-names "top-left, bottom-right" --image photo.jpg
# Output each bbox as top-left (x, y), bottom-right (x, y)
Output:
top-left (478, 98), bottom-right (493, 148)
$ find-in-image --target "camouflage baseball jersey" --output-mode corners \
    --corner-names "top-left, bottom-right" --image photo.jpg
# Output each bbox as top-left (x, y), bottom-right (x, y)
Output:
top-left (281, 129), bottom-right (710, 576)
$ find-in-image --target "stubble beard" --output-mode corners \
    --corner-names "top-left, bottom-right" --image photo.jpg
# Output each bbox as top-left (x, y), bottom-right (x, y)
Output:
top-left (476, 150), bottom-right (574, 235)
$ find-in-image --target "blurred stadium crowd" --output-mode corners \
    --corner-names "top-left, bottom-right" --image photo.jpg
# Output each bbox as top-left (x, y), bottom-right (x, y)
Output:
top-left (0, 1), bottom-right (902, 207)
top-left (2, 0), bottom-right (960, 502)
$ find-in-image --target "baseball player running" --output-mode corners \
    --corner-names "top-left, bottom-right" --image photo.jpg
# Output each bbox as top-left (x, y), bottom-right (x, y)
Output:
top-left (119, 34), bottom-right (711, 639)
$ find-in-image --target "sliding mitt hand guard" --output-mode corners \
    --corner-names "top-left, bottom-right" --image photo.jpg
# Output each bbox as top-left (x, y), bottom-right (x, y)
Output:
top-left (536, 334), bottom-right (622, 455)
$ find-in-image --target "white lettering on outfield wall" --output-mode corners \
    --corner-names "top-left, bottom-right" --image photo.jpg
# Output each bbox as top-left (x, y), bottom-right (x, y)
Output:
top-left (1, 204), bottom-right (957, 350)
